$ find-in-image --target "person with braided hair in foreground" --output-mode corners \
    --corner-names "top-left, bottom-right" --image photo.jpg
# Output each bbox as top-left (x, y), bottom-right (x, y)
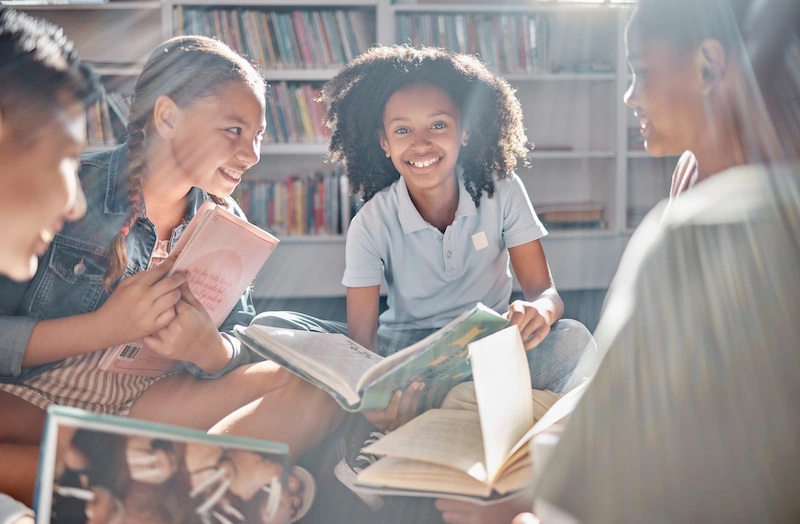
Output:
top-left (0, 35), bottom-right (344, 520)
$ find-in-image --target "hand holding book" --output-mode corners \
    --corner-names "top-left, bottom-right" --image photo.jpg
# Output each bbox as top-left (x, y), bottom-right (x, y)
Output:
top-left (93, 254), bottom-right (185, 349)
top-left (141, 279), bottom-right (233, 375)
top-left (98, 202), bottom-right (280, 377)
top-left (364, 381), bottom-right (425, 431)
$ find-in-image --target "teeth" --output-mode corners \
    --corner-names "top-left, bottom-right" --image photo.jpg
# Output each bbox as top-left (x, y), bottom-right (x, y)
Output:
top-left (408, 157), bottom-right (440, 168)
top-left (220, 167), bottom-right (242, 180)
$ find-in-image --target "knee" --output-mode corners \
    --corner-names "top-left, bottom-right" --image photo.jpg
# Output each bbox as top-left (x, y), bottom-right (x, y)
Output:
top-left (550, 319), bottom-right (596, 359)
top-left (251, 311), bottom-right (302, 329)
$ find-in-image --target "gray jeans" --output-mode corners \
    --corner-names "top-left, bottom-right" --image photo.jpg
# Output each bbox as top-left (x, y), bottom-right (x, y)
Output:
top-left (251, 312), bottom-right (596, 394)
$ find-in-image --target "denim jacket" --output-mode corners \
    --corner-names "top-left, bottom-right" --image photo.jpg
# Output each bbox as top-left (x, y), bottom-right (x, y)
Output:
top-left (0, 144), bottom-right (254, 382)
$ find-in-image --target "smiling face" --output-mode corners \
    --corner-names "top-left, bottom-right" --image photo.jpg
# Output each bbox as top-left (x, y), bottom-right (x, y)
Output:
top-left (624, 34), bottom-right (709, 157)
top-left (0, 101), bottom-right (88, 281)
top-left (380, 83), bottom-right (468, 196)
top-left (169, 80), bottom-right (266, 197)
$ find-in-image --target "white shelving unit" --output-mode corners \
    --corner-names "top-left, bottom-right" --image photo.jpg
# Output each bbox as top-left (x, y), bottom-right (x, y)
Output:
top-left (13, 0), bottom-right (668, 299)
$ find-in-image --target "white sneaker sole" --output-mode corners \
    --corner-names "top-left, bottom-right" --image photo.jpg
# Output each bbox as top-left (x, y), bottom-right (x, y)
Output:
top-left (333, 458), bottom-right (384, 512)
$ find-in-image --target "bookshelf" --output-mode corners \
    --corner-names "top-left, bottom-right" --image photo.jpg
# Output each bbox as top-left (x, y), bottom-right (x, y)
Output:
top-left (8, 0), bottom-right (671, 299)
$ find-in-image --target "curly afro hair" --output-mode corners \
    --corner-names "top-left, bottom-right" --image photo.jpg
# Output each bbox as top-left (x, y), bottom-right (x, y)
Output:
top-left (321, 45), bottom-right (532, 206)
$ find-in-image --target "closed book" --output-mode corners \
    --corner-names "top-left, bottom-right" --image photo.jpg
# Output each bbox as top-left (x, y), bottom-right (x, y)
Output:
top-left (97, 202), bottom-right (279, 376)
top-left (36, 406), bottom-right (290, 523)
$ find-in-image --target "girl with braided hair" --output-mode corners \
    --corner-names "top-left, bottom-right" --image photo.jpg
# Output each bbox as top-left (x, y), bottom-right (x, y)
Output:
top-left (0, 36), bottom-right (342, 517)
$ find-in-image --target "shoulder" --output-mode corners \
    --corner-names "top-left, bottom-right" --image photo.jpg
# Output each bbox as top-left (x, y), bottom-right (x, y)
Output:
top-left (489, 171), bottom-right (529, 209)
top-left (662, 164), bottom-right (782, 230)
top-left (352, 181), bottom-right (400, 229)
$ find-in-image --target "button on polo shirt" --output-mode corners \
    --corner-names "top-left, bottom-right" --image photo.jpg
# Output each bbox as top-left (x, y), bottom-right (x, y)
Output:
top-left (343, 168), bottom-right (547, 339)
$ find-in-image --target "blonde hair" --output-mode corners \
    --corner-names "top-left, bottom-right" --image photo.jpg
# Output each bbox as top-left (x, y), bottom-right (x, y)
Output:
top-left (102, 36), bottom-right (264, 290)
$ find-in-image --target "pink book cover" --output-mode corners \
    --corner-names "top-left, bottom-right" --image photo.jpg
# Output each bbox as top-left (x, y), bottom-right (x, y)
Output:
top-left (98, 202), bottom-right (280, 377)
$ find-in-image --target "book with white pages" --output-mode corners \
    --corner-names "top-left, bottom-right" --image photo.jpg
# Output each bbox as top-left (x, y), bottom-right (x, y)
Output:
top-left (355, 324), bottom-right (590, 502)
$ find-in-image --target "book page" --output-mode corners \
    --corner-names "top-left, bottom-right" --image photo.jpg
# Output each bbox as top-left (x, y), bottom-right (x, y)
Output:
top-left (357, 456), bottom-right (493, 498)
top-left (243, 326), bottom-right (383, 405)
top-left (503, 378), bottom-right (591, 466)
top-left (172, 206), bottom-right (279, 328)
top-left (357, 304), bottom-right (509, 412)
top-left (363, 409), bottom-right (489, 482)
top-left (468, 325), bottom-right (535, 482)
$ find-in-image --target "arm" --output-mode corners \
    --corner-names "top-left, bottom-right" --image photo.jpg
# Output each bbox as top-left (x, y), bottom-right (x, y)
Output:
top-left (506, 240), bottom-right (563, 350)
top-left (180, 286), bottom-right (256, 379)
top-left (346, 285), bottom-right (380, 352)
top-left (509, 240), bottom-right (564, 324)
top-left (22, 259), bottom-right (185, 368)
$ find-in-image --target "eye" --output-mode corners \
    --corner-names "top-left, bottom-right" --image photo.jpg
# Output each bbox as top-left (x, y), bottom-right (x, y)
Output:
top-left (431, 122), bottom-right (447, 130)
top-left (227, 127), bottom-right (243, 135)
top-left (394, 127), bottom-right (410, 135)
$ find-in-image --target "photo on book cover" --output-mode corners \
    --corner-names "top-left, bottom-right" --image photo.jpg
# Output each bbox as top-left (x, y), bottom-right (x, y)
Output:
top-left (36, 407), bottom-right (292, 524)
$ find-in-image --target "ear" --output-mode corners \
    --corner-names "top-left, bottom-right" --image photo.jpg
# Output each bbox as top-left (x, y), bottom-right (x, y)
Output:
top-left (696, 39), bottom-right (728, 95)
top-left (152, 95), bottom-right (181, 140)
top-left (378, 130), bottom-right (391, 158)
top-left (461, 128), bottom-right (469, 147)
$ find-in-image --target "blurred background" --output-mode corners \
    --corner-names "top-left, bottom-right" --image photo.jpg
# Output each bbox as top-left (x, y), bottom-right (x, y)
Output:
top-left (2, 0), bottom-right (661, 331)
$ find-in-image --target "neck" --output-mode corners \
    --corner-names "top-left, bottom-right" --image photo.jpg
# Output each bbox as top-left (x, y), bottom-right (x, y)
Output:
top-left (692, 117), bottom-right (747, 183)
top-left (140, 140), bottom-right (193, 233)
top-left (406, 173), bottom-right (459, 232)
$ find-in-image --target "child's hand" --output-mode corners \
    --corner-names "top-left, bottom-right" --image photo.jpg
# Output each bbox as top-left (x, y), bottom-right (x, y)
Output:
top-left (142, 281), bottom-right (226, 370)
top-left (96, 258), bottom-right (185, 344)
top-left (364, 381), bottom-right (424, 431)
top-left (504, 300), bottom-right (552, 350)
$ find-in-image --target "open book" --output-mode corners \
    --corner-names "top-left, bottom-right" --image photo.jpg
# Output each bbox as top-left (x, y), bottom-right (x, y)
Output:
top-left (98, 201), bottom-right (279, 376)
top-left (233, 303), bottom-right (509, 412)
top-left (355, 325), bottom-right (590, 503)
top-left (36, 406), bottom-right (291, 524)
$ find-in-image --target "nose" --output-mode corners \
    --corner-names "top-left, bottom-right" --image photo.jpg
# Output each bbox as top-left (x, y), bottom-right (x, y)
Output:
top-left (237, 136), bottom-right (261, 167)
top-left (64, 173), bottom-right (87, 221)
top-left (410, 132), bottom-right (433, 152)
top-left (623, 80), bottom-right (638, 109)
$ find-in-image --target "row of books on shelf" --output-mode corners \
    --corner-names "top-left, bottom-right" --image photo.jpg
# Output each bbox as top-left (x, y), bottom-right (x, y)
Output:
top-left (86, 90), bottom-right (130, 147)
top-left (397, 13), bottom-right (551, 74)
top-left (237, 171), bottom-right (360, 237)
top-left (173, 7), bottom-right (372, 70)
top-left (266, 82), bottom-right (328, 144)
top-left (536, 202), bottom-right (605, 230)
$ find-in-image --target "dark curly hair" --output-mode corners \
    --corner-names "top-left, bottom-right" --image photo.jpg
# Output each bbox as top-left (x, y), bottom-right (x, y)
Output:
top-left (322, 45), bottom-right (532, 206)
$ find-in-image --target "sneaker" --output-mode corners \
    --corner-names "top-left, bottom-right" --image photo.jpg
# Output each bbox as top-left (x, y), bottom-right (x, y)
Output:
top-left (334, 425), bottom-right (389, 512)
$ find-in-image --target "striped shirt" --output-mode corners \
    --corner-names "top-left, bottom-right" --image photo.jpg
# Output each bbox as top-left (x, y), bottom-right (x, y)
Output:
top-left (0, 239), bottom-right (176, 416)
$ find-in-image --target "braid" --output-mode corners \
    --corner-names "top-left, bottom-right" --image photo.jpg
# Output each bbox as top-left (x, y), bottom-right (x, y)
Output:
top-left (99, 36), bottom-right (264, 291)
top-left (102, 119), bottom-right (147, 291)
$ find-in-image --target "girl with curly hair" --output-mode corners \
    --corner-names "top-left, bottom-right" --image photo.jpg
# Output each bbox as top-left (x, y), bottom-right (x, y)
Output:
top-left (327, 45), bottom-right (594, 426)
top-left (254, 46), bottom-right (596, 515)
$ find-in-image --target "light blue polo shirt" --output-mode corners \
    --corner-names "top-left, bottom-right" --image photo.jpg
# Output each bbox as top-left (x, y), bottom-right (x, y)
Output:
top-left (342, 168), bottom-right (547, 339)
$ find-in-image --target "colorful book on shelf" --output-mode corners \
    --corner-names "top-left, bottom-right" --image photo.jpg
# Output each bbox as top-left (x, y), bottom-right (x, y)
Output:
top-left (535, 202), bottom-right (605, 224)
top-left (355, 325), bottom-right (590, 504)
top-left (35, 406), bottom-right (291, 524)
top-left (234, 303), bottom-right (509, 413)
top-left (98, 201), bottom-right (280, 377)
